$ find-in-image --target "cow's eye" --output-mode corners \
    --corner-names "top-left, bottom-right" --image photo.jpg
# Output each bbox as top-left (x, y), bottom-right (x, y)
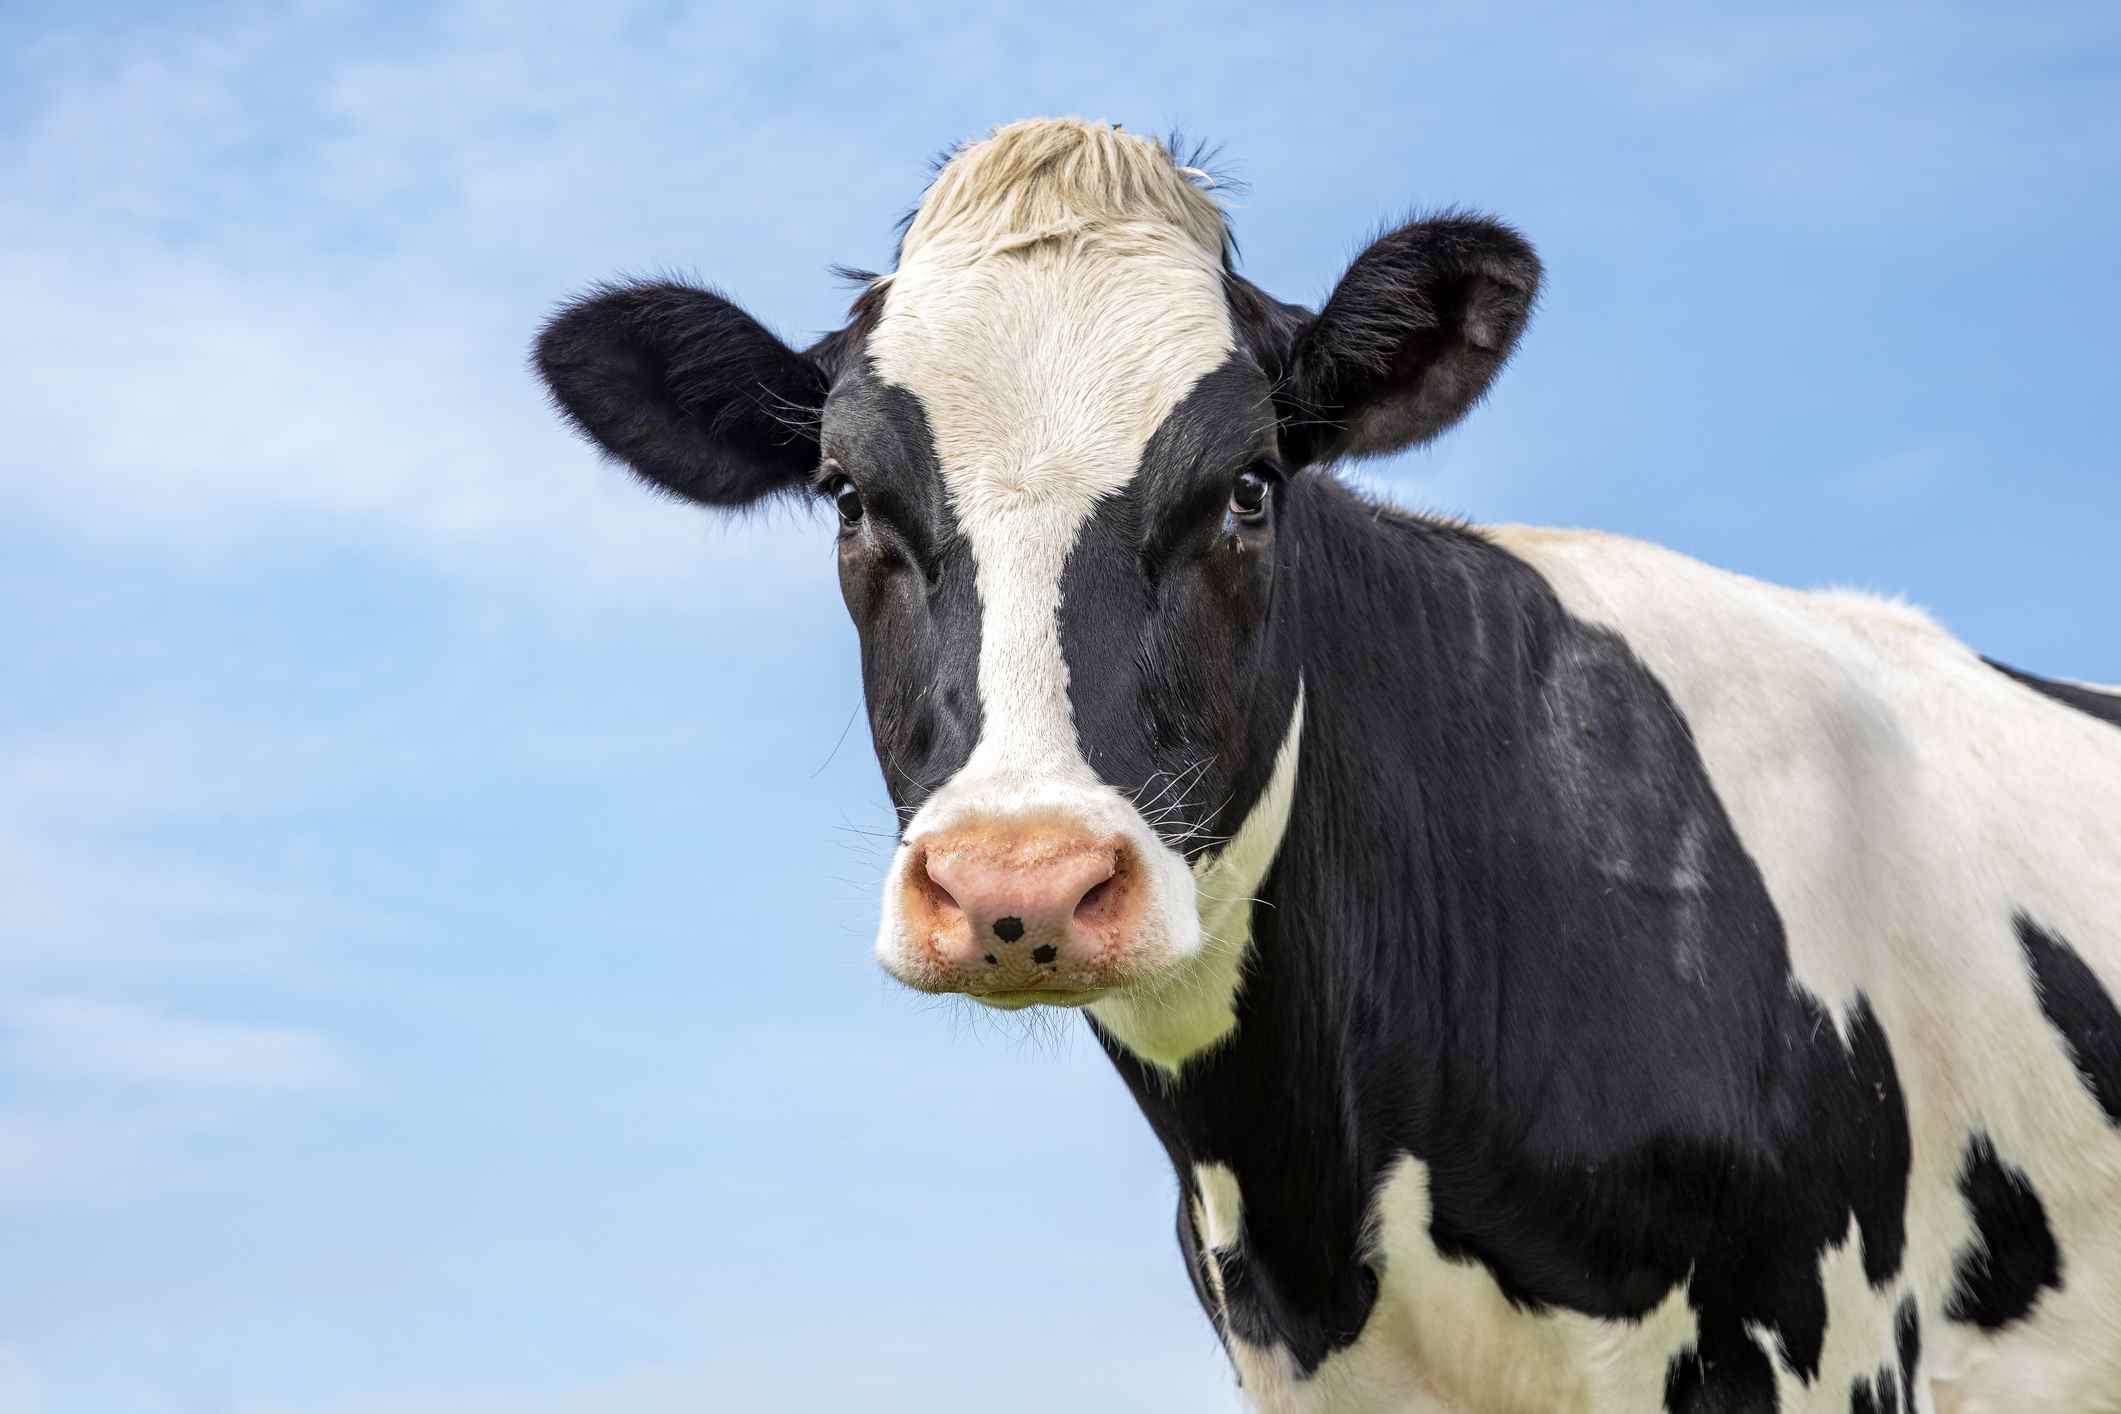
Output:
top-left (1230, 468), bottom-right (1272, 521)
top-left (829, 473), bottom-right (865, 527)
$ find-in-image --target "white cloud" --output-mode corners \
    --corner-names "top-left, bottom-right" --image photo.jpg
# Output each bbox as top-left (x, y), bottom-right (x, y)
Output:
top-left (8, 997), bottom-right (355, 1094)
top-left (0, 997), bottom-right (359, 1203)
top-left (0, 824), bottom-right (342, 978)
top-left (0, 2), bottom-right (872, 596)
top-left (235, 1343), bottom-right (1244, 1414)
top-left (7, 0), bottom-right (2114, 602)
top-left (0, 241), bottom-right (811, 594)
top-left (0, 1346), bottom-right (36, 1414)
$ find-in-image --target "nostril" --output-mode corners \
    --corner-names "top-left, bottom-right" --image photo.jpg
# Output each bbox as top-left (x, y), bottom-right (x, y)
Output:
top-left (917, 848), bottom-right (964, 919)
top-left (1075, 875), bottom-right (1114, 919)
top-left (1071, 850), bottom-right (1124, 925)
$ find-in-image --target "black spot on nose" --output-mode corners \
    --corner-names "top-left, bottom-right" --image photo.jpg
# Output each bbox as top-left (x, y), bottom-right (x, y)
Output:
top-left (1031, 943), bottom-right (1058, 965)
top-left (983, 954), bottom-right (998, 966)
top-left (993, 917), bottom-right (1025, 942)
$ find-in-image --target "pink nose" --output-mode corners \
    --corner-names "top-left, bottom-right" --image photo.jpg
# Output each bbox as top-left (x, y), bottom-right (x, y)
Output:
top-left (906, 827), bottom-right (1141, 992)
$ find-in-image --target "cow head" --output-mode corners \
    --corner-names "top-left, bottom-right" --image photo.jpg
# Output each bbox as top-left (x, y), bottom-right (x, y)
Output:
top-left (535, 119), bottom-right (1538, 1060)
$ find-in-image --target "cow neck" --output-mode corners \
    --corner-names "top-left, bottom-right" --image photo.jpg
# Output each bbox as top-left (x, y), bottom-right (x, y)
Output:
top-left (1099, 474), bottom-right (1558, 1196)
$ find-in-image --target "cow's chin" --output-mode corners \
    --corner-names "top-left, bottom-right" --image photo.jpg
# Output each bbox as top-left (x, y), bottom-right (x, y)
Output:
top-left (967, 989), bottom-right (1105, 1012)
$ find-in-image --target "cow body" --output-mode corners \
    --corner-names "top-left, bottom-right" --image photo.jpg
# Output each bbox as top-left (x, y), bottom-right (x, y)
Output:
top-left (533, 118), bottom-right (2121, 1412)
top-left (1105, 493), bottom-right (2121, 1412)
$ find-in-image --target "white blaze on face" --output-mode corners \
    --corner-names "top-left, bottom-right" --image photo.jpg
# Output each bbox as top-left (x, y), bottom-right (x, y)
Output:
top-left (861, 121), bottom-right (1248, 1001)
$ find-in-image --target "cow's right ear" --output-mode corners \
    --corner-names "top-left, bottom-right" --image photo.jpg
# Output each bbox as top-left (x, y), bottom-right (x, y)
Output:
top-left (534, 280), bottom-right (828, 508)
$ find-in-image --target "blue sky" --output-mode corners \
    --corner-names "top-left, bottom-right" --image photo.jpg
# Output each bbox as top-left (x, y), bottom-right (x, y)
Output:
top-left (1, 2), bottom-right (2116, 1410)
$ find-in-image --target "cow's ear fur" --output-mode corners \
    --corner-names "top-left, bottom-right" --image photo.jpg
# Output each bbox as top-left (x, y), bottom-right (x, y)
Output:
top-left (534, 280), bottom-right (828, 508)
top-left (1271, 214), bottom-right (1541, 467)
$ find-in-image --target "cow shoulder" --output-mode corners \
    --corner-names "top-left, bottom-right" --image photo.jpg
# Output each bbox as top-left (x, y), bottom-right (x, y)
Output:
top-left (1486, 524), bottom-right (2121, 1409)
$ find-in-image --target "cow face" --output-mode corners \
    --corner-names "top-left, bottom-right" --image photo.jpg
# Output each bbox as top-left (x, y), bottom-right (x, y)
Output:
top-left (535, 120), bottom-right (1538, 1042)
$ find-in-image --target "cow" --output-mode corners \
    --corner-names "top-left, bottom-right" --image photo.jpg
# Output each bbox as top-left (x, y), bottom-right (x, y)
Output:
top-left (532, 118), bottom-right (2121, 1412)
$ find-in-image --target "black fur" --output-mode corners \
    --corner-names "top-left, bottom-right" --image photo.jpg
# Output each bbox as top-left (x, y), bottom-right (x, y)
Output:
top-left (1895, 1297), bottom-right (1921, 1414)
top-left (2018, 913), bottom-right (2121, 1125)
top-left (1056, 356), bottom-right (1295, 856)
top-left (533, 280), bottom-right (828, 507)
top-left (1849, 1368), bottom-right (1897, 1414)
top-left (1985, 658), bottom-right (2121, 731)
top-left (806, 276), bottom-right (888, 386)
top-left (1262, 215), bottom-right (1542, 466)
top-left (1847, 1301), bottom-right (1920, 1414)
top-left (823, 365), bottom-right (980, 814)
top-left (1223, 272), bottom-right (1313, 403)
top-left (1944, 1132), bottom-right (2063, 1330)
top-left (1088, 480), bottom-right (1913, 1398)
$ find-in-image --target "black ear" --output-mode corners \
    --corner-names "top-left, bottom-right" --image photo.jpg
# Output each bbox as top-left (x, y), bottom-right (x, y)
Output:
top-left (534, 280), bottom-right (828, 507)
top-left (1275, 215), bottom-right (1541, 467)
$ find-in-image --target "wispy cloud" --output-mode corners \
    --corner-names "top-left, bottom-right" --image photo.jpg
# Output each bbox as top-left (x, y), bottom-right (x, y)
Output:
top-left (0, 1345), bottom-right (36, 1414)
top-left (236, 1343), bottom-right (1242, 1414)
top-left (0, 997), bottom-right (357, 1205)
top-left (0, 3), bottom-right (863, 594)
top-left (8, 996), bottom-right (355, 1093)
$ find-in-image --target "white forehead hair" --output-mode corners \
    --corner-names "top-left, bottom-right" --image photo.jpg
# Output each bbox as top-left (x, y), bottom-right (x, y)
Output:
top-left (895, 117), bottom-right (1230, 266)
top-left (865, 119), bottom-right (1240, 780)
top-left (869, 119), bottom-right (1236, 512)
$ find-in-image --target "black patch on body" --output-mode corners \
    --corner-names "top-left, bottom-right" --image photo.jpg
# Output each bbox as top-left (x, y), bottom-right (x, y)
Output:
top-left (1985, 658), bottom-right (2121, 731)
top-left (1849, 1369), bottom-right (1896, 1414)
top-left (2017, 913), bottom-right (2121, 1124)
top-left (1091, 480), bottom-right (1916, 1394)
top-left (1662, 1334), bottom-right (1777, 1414)
top-left (1850, 1303), bottom-right (1920, 1414)
top-left (1945, 1133), bottom-right (2062, 1330)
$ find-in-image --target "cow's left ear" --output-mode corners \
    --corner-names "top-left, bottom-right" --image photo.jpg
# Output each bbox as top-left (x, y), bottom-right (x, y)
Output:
top-left (1273, 215), bottom-right (1541, 467)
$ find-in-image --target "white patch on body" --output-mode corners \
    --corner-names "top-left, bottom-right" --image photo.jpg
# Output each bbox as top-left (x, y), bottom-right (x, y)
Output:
top-left (1489, 526), bottom-right (2121, 1411)
top-left (1195, 1160), bottom-right (1245, 1249)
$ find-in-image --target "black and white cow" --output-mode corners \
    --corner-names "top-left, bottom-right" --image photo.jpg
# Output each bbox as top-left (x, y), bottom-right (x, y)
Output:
top-left (534, 119), bottom-right (2121, 1412)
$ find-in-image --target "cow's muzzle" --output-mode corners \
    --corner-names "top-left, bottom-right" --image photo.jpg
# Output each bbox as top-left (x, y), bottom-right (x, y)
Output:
top-left (882, 819), bottom-right (1155, 1003)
